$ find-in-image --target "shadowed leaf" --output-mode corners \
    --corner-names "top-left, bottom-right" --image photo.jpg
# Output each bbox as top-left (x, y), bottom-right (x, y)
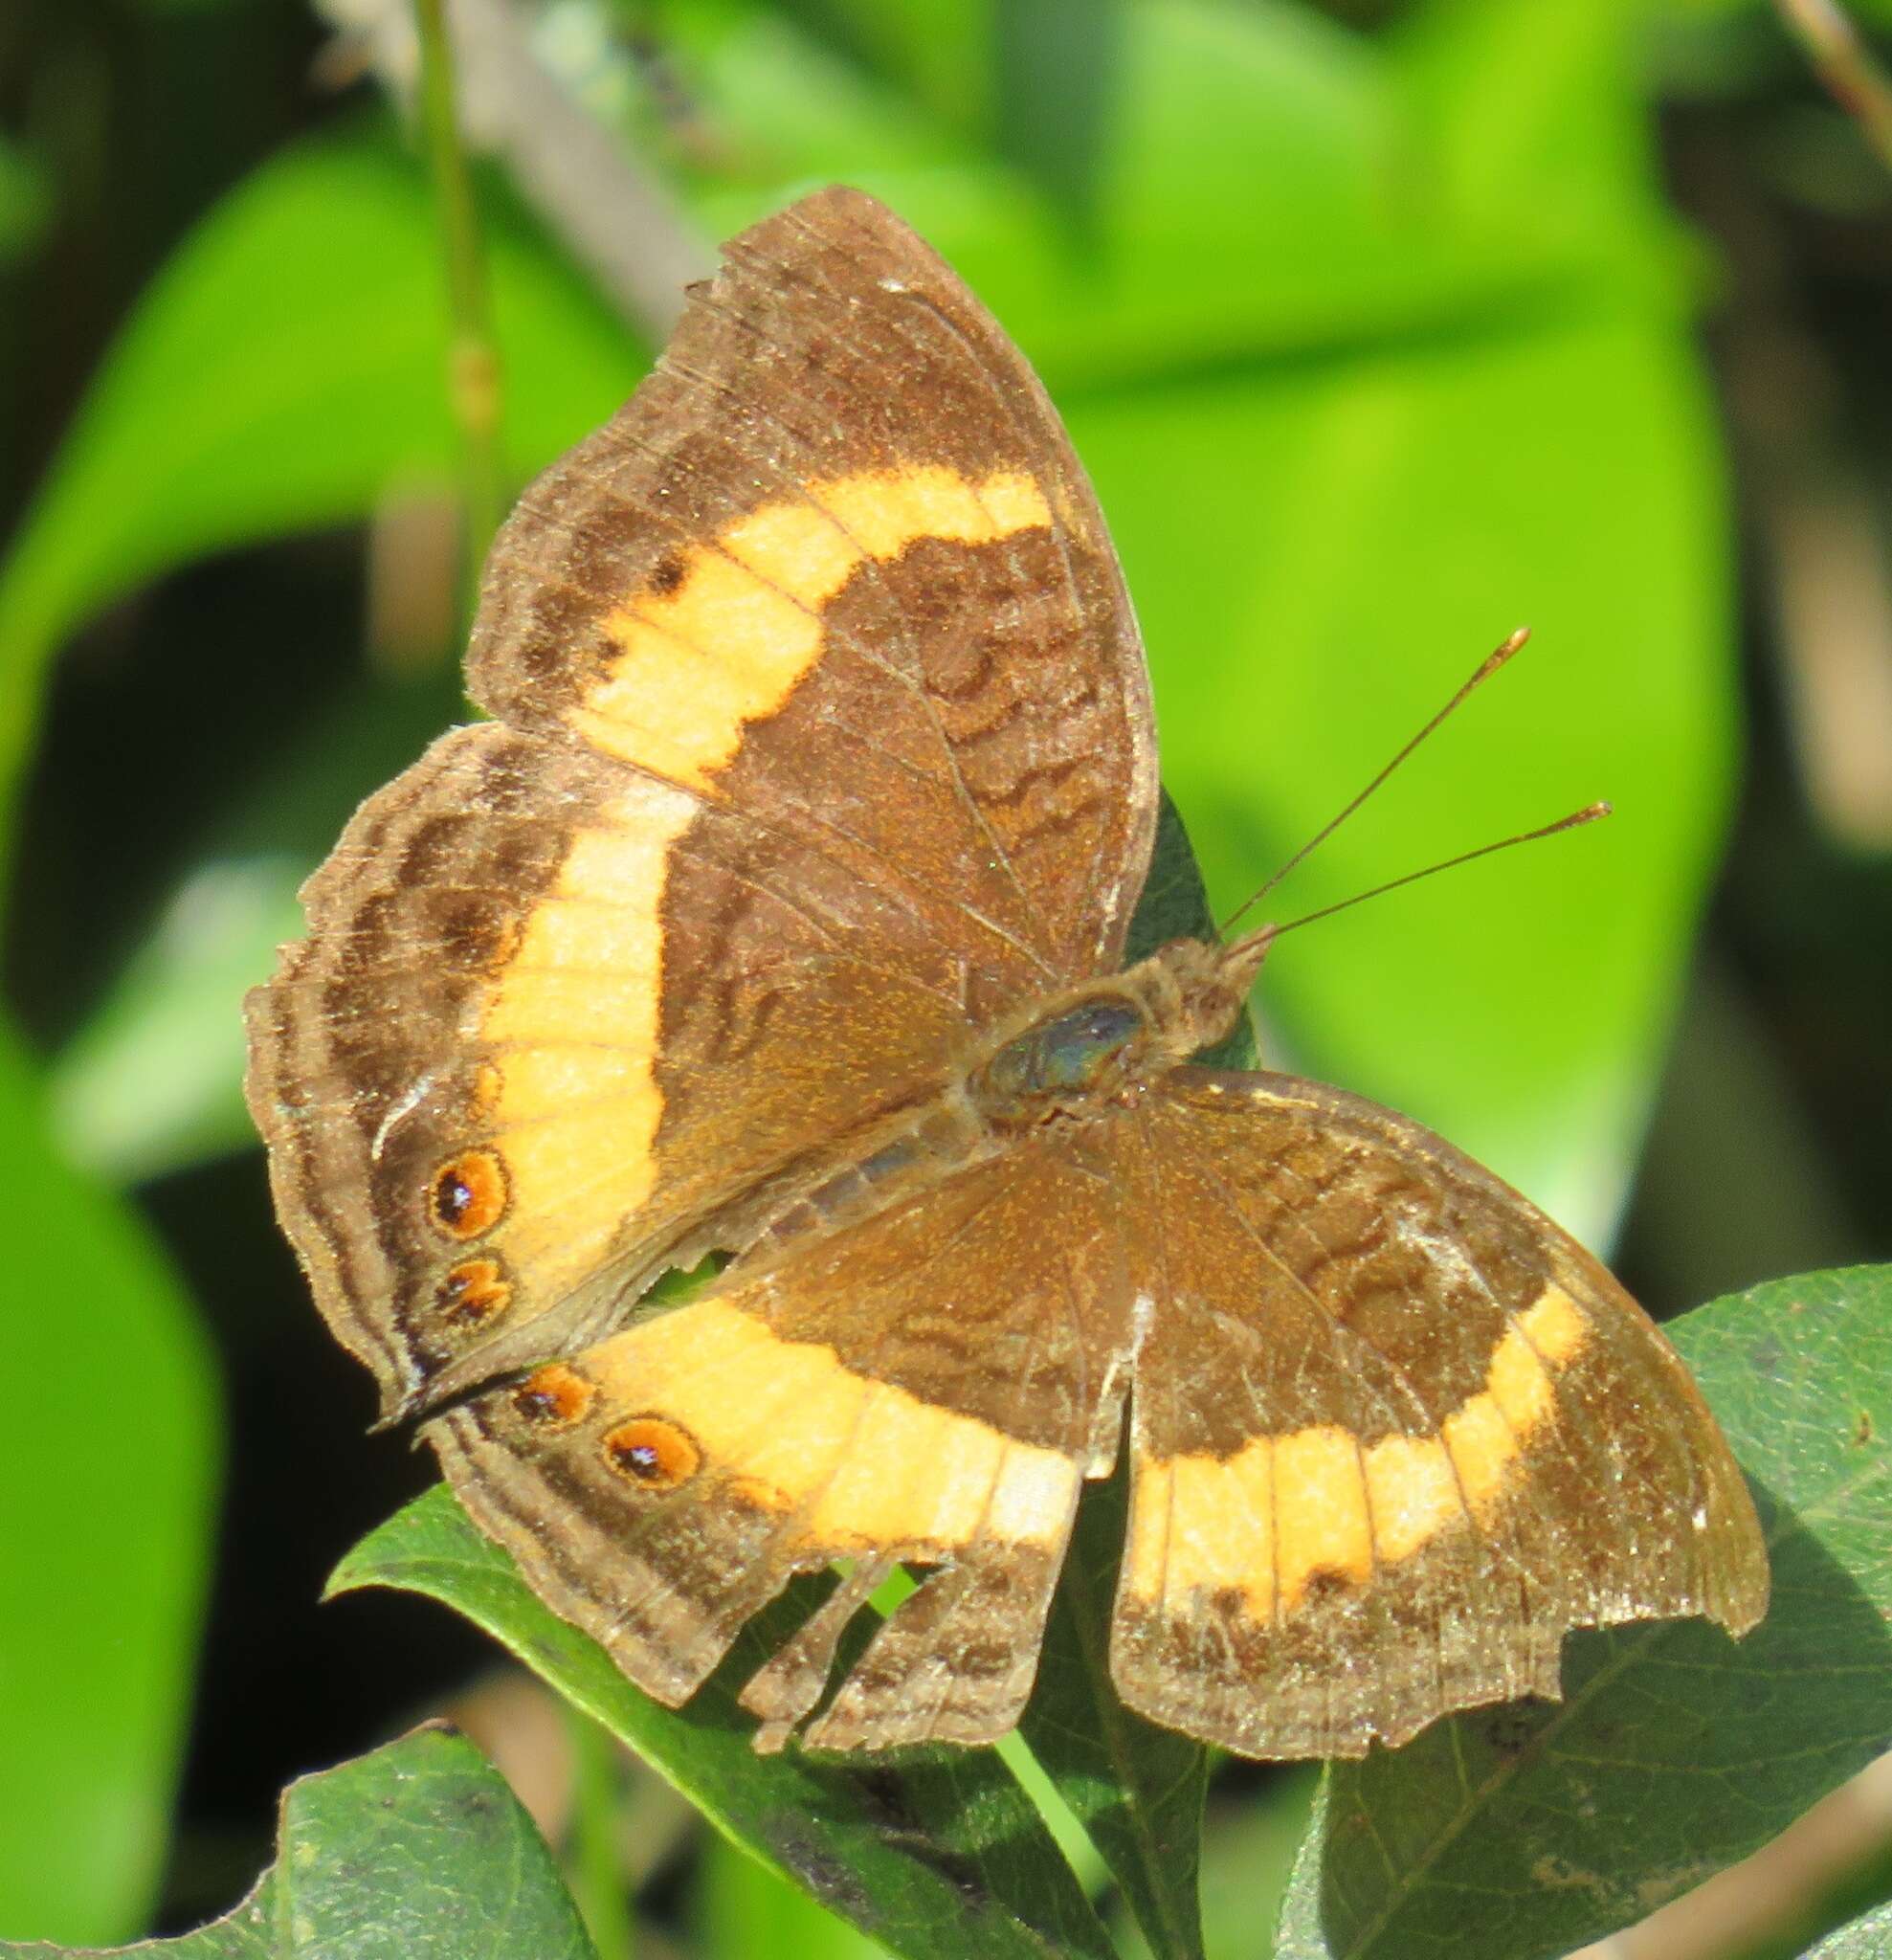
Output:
top-left (1805, 1894), bottom-right (1892, 1958)
top-left (0, 1726), bottom-right (598, 1958)
top-left (329, 1487), bottom-right (1117, 1960)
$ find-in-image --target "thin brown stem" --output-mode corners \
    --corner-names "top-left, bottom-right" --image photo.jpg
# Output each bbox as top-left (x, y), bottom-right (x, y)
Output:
top-left (412, 0), bottom-right (504, 590)
top-left (1773, 0), bottom-right (1892, 174)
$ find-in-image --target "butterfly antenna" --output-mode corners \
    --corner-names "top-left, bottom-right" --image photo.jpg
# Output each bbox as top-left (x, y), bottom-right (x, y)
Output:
top-left (1236, 802), bottom-right (1612, 951)
top-left (1218, 627), bottom-right (1532, 937)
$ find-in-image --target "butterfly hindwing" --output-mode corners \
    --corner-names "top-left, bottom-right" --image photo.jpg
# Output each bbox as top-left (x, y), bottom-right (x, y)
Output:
top-left (429, 1119), bottom-right (1139, 1750)
top-left (1111, 1068), bottom-right (1770, 1758)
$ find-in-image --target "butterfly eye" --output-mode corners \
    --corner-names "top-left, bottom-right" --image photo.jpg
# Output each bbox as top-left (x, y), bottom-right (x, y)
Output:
top-left (602, 1417), bottom-right (701, 1491)
top-left (429, 1149), bottom-right (508, 1238)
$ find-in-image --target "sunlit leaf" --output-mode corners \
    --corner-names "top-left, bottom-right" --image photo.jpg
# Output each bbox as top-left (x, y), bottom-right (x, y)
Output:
top-left (694, 1832), bottom-right (888, 1960)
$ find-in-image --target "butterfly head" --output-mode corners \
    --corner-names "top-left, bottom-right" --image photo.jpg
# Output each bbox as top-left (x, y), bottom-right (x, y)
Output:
top-left (1145, 931), bottom-right (1276, 1054)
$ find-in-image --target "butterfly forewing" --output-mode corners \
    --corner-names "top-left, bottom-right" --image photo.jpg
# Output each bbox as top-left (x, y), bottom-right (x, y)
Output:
top-left (244, 188), bottom-right (1159, 1424)
top-left (471, 187), bottom-right (1156, 981)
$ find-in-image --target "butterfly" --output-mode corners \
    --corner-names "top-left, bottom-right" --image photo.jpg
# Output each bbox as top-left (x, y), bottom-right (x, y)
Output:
top-left (245, 185), bottom-right (1768, 1758)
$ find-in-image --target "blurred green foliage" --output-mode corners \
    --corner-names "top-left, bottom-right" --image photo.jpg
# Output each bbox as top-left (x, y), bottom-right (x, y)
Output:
top-left (0, 1728), bottom-right (603, 1958)
top-left (1, 0), bottom-right (1889, 1953)
top-left (0, 1023), bottom-right (214, 1944)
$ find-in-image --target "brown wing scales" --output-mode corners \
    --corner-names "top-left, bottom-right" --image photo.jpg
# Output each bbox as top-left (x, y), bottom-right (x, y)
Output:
top-left (431, 1122), bottom-right (1137, 1750)
top-left (470, 186), bottom-right (1154, 980)
top-left (1112, 1068), bottom-right (1769, 1759)
top-left (245, 188), bottom-right (1160, 1423)
top-left (247, 185), bottom-right (1766, 1764)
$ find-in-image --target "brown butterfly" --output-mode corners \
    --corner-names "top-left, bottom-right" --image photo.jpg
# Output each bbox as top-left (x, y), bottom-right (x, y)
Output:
top-left (245, 186), bottom-right (1768, 1758)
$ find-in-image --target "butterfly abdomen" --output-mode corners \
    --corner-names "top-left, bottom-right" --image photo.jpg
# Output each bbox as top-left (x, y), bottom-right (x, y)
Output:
top-left (746, 1095), bottom-right (993, 1254)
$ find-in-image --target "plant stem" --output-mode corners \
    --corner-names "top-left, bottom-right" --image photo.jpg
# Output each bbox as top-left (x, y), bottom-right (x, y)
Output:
top-left (566, 1704), bottom-right (636, 1960)
top-left (412, 0), bottom-right (504, 592)
top-left (1773, 0), bottom-right (1892, 174)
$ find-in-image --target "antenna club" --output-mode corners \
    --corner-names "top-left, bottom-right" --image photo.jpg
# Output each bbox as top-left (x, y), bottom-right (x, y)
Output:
top-left (1546, 800), bottom-right (1613, 835)
top-left (1480, 626), bottom-right (1531, 679)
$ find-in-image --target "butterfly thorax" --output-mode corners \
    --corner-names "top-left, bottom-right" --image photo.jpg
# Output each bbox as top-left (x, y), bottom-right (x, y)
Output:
top-left (750, 940), bottom-right (1256, 1257)
top-left (966, 936), bottom-right (1258, 1132)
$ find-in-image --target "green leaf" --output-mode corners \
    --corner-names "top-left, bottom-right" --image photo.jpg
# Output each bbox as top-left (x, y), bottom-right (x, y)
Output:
top-left (0, 1014), bottom-right (217, 1945)
top-left (770, 0), bottom-right (991, 137)
top-left (1070, 293), bottom-right (1732, 1252)
top-left (1393, 0), bottom-right (1662, 242)
top-left (1196, 1771), bottom-right (1319, 1959)
top-left (992, 0), bottom-right (1127, 225)
top-left (1025, 1462), bottom-right (1209, 1960)
top-left (47, 856), bottom-right (306, 1183)
top-left (46, 657), bottom-right (467, 1188)
top-left (0, 1726), bottom-right (600, 1958)
top-left (0, 120), bottom-right (642, 880)
top-left (1276, 1265), bottom-right (1892, 1960)
top-left (329, 1486), bottom-right (1119, 1960)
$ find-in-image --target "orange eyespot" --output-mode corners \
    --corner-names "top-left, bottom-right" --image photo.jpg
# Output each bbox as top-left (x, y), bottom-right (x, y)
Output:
top-left (436, 1258), bottom-right (512, 1330)
top-left (511, 1364), bottom-right (595, 1429)
top-left (601, 1416), bottom-right (701, 1491)
top-left (429, 1149), bottom-right (507, 1239)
